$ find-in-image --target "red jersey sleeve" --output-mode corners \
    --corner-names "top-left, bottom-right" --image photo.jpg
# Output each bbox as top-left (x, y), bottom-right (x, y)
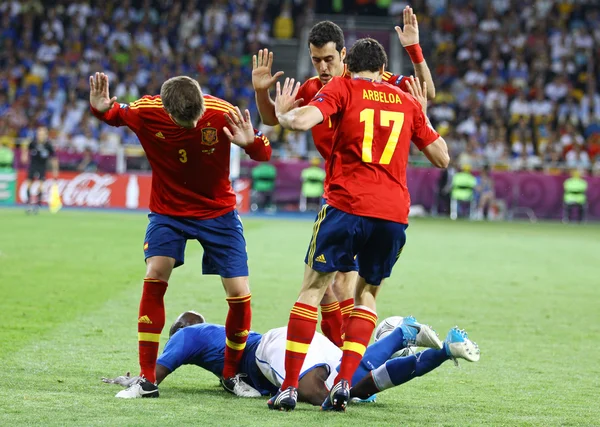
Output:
top-left (307, 77), bottom-right (348, 123)
top-left (243, 129), bottom-right (272, 161)
top-left (382, 72), bottom-right (409, 92)
top-left (89, 97), bottom-right (157, 132)
top-left (411, 101), bottom-right (440, 151)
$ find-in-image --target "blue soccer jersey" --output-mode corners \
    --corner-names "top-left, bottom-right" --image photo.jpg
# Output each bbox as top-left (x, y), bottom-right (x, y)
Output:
top-left (156, 323), bottom-right (276, 395)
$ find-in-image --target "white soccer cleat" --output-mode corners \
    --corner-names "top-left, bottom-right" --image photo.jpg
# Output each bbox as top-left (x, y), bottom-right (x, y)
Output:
top-left (220, 374), bottom-right (261, 398)
top-left (444, 327), bottom-right (480, 365)
top-left (400, 316), bottom-right (443, 350)
top-left (115, 377), bottom-right (159, 398)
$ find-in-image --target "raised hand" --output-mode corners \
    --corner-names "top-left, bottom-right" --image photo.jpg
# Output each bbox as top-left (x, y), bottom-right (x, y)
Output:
top-left (275, 78), bottom-right (302, 116)
top-left (394, 6), bottom-right (419, 47)
top-left (89, 72), bottom-right (117, 113)
top-left (223, 107), bottom-right (255, 148)
top-left (252, 49), bottom-right (284, 91)
top-left (406, 76), bottom-right (428, 114)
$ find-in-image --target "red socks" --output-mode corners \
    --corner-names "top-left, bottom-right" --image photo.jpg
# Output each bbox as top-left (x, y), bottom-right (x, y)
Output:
top-left (281, 302), bottom-right (318, 390)
top-left (320, 301), bottom-right (343, 347)
top-left (335, 306), bottom-right (377, 385)
top-left (138, 278), bottom-right (168, 384)
top-left (222, 294), bottom-right (252, 379)
top-left (339, 298), bottom-right (354, 339)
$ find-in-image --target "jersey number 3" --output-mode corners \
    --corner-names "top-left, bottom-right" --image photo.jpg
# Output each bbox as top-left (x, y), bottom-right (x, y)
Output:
top-left (359, 108), bottom-right (405, 165)
top-left (179, 149), bottom-right (187, 163)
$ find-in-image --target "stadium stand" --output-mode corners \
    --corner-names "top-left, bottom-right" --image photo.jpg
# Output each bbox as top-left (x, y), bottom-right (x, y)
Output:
top-left (0, 0), bottom-right (599, 173)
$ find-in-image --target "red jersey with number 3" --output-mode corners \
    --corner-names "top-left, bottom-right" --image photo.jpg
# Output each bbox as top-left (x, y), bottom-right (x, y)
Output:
top-left (90, 95), bottom-right (271, 219)
top-left (308, 77), bottom-right (439, 224)
top-left (297, 70), bottom-right (409, 161)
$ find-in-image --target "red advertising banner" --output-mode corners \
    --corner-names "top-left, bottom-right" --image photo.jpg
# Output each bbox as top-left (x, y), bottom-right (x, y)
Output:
top-left (16, 171), bottom-right (251, 213)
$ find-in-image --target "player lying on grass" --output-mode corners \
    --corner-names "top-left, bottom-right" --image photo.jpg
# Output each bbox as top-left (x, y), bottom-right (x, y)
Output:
top-left (103, 311), bottom-right (479, 405)
top-left (252, 8), bottom-right (435, 348)
top-left (89, 72), bottom-right (271, 399)
top-left (269, 37), bottom-right (450, 412)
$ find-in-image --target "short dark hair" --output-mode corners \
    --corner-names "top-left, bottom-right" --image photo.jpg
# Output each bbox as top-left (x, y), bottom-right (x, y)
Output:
top-left (346, 38), bottom-right (388, 73)
top-left (160, 76), bottom-right (205, 122)
top-left (168, 311), bottom-right (205, 338)
top-left (308, 21), bottom-right (345, 53)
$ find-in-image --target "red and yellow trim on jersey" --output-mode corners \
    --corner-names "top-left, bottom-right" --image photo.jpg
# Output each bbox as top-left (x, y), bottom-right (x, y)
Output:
top-left (257, 132), bottom-right (270, 147)
top-left (204, 98), bottom-right (236, 115)
top-left (321, 301), bottom-right (340, 313)
top-left (138, 332), bottom-right (160, 343)
top-left (226, 294), bottom-right (252, 304)
top-left (130, 98), bottom-right (164, 110)
top-left (381, 71), bottom-right (394, 82)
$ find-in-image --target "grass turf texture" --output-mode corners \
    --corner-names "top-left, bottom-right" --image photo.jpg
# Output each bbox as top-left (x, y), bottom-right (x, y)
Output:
top-left (0, 209), bottom-right (598, 426)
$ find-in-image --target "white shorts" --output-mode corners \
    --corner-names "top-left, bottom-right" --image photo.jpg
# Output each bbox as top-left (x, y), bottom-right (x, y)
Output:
top-left (255, 327), bottom-right (342, 390)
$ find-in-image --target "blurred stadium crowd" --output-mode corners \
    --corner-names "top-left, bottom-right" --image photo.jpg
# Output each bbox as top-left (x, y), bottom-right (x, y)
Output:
top-left (0, 0), bottom-right (599, 173)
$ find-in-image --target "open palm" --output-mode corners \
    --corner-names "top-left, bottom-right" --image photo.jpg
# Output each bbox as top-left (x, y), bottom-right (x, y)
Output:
top-left (395, 6), bottom-right (419, 47)
top-left (252, 49), bottom-right (284, 91)
top-left (89, 72), bottom-right (117, 113)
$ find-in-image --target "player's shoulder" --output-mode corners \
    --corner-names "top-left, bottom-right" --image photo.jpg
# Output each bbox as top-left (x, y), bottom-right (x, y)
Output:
top-left (382, 71), bottom-right (407, 87)
top-left (128, 95), bottom-right (166, 118)
top-left (299, 76), bottom-right (322, 96)
top-left (204, 95), bottom-right (235, 113)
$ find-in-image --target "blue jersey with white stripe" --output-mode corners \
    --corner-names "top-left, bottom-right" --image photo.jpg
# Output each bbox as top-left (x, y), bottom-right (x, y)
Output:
top-left (156, 323), bottom-right (275, 395)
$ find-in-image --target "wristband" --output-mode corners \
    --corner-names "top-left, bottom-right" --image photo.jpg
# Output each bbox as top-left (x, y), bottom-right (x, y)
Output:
top-left (405, 43), bottom-right (424, 64)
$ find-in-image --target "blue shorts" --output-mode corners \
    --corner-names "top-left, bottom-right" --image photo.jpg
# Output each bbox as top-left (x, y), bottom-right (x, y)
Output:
top-left (304, 205), bottom-right (407, 286)
top-left (143, 210), bottom-right (248, 278)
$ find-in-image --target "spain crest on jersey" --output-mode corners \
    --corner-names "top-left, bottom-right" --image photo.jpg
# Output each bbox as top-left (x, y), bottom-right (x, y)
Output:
top-left (201, 127), bottom-right (218, 146)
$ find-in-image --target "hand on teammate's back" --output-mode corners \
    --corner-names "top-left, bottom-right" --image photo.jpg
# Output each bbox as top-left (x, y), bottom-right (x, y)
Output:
top-left (252, 48), bottom-right (284, 91)
top-left (275, 78), bottom-right (303, 116)
top-left (89, 72), bottom-right (117, 113)
top-left (223, 106), bottom-right (256, 148)
top-left (406, 76), bottom-right (428, 114)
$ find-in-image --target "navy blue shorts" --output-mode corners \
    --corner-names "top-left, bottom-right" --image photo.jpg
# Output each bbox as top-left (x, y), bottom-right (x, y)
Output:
top-left (143, 210), bottom-right (248, 278)
top-left (304, 204), bottom-right (407, 286)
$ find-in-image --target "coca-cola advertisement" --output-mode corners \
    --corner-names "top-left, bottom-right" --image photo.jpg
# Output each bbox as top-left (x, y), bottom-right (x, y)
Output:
top-left (16, 171), bottom-right (152, 209)
top-left (16, 171), bottom-right (252, 213)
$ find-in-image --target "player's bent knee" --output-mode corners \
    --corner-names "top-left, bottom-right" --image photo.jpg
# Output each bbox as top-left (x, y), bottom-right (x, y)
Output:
top-left (298, 366), bottom-right (329, 406)
top-left (145, 256), bottom-right (176, 282)
top-left (221, 276), bottom-right (250, 297)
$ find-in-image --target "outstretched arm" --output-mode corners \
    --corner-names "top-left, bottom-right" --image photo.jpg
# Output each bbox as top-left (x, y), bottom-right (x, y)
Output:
top-left (89, 72), bottom-right (140, 129)
top-left (223, 107), bottom-right (272, 161)
top-left (275, 78), bottom-right (323, 131)
top-left (252, 49), bottom-right (285, 126)
top-left (395, 6), bottom-right (436, 99)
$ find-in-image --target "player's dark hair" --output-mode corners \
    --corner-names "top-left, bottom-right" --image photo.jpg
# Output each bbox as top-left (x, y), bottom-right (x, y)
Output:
top-left (346, 38), bottom-right (388, 73)
top-left (160, 76), bottom-right (205, 123)
top-left (308, 21), bottom-right (345, 53)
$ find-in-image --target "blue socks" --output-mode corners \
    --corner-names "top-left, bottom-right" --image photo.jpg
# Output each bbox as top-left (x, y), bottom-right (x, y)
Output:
top-left (350, 327), bottom-right (406, 385)
top-left (371, 348), bottom-right (449, 391)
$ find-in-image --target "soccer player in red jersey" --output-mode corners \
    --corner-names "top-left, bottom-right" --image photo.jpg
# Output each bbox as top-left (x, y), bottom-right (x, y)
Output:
top-left (266, 39), bottom-right (449, 411)
top-left (252, 8), bottom-right (435, 347)
top-left (89, 72), bottom-right (271, 399)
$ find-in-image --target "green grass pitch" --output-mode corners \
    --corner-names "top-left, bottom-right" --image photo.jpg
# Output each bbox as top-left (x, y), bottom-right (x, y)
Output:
top-left (0, 209), bottom-right (599, 426)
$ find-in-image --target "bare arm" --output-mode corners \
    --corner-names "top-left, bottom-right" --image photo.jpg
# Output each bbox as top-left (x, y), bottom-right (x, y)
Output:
top-left (156, 364), bottom-right (171, 386)
top-left (423, 137), bottom-right (450, 168)
top-left (252, 49), bottom-right (285, 126)
top-left (275, 78), bottom-right (323, 131)
top-left (395, 6), bottom-right (436, 99)
top-left (20, 143), bottom-right (28, 165)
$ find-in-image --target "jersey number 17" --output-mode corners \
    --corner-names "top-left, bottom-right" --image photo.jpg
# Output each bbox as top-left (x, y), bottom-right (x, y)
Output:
top-left (359, 108), bottom-right (405, 165)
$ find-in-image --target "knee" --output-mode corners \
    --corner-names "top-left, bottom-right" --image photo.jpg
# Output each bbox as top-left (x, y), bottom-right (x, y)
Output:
top-left (222, 277), bottom-right (250, 297)
top-left (145, 259), bottom-right (173, 283)
top-left (332, 271), bottom-right (357, 298)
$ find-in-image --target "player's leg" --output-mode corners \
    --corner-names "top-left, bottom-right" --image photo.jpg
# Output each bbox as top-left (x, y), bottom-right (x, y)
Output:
top-left (297, 366), bottom-right (330, 405)
top-left (324, 220), bottom-right (408, 411)
top-left (332, 270), bottom-right (358, 339)
top-left (319, 283), bottom-right (343, 347)
top-left (116, 214), bottom-right (187, 399)
top-left (350, 327), bottom-right (481, 400)
top-left (195, 210), bottom-right (257, 395)
top-left (23, 177), bottom-right (32, 212)
top-left (268, 205), bottom-right (357, 411)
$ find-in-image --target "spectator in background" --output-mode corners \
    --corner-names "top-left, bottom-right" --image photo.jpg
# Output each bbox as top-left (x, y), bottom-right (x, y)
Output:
top-left (274, 1), bottom-right (294, 39)
top-left (475, 165), bottom-right (496, 220)
top-left (20, 126), bottom-right (58, 213)
top-left (251, 162), bottom-right (277, 212)
top-left (562, 169), bottom-right (588, 223)
top-left (0, 140), bottom-right (14, 169)
top-left (299, 157), bottom-right (325, 212)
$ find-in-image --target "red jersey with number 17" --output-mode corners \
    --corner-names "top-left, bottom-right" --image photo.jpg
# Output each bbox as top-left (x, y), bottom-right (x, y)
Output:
top-left (308, 77), bottom-right (439, 224)
top-left (297, 70), bottom-right (409, 161)
top-left (91, 95), bottom-right (271, 219)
